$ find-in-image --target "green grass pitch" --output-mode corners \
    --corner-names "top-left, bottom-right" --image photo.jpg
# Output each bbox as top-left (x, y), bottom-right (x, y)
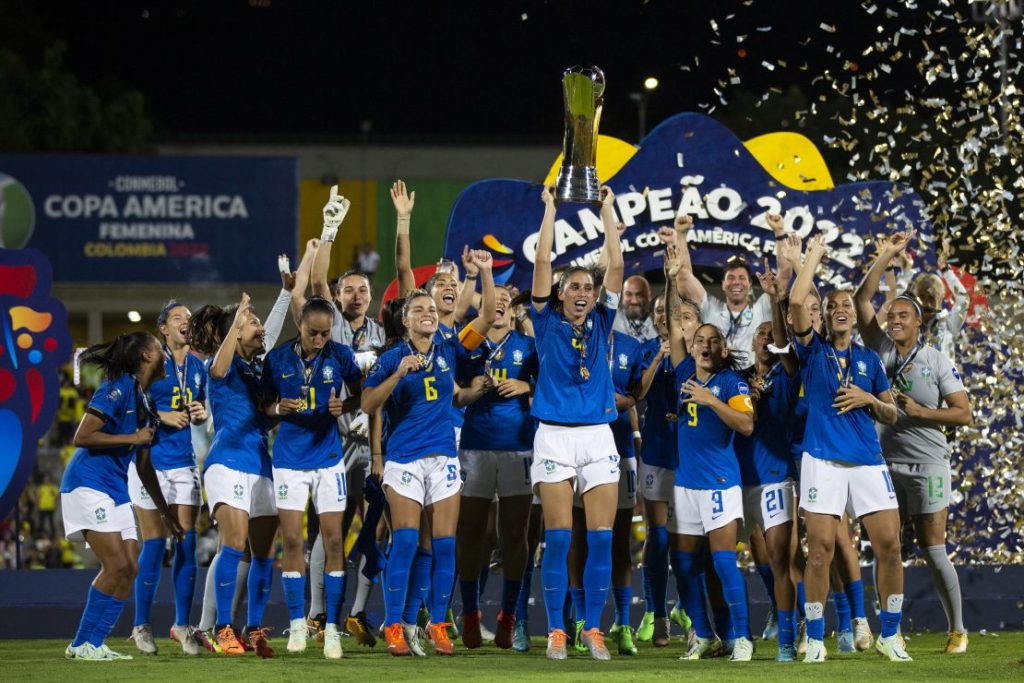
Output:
top-left (2, 632), bottom-right (1022, 681)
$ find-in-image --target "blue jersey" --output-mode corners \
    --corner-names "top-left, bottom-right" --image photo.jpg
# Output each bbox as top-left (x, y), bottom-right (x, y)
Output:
top-left (458, 330), bottom-right (538, 452)
top-left (639, 339), bottom-right (679, 470)
top-left (609, 332), bottom-right (643, 459)
top-left (530, 301), bottom-right (617, 425)
top-left (437, 322), bottom-right (465, 430)
top-left (674, 362), bottom-right (753, 489)
top-left (366, 334), bottom-right (473, 464)
top-left (735, 363), bottom-right (798, 486)
top-left (147, 349), bottom-right (207, 470)
top-left (61, 374), bottom-right (151, 505)
top-left (205, 355), bottom-right (272, 477)
top-left (793, 332), bottom-right (889, 466)
top-left (261, 340), bottom-right (362, 470)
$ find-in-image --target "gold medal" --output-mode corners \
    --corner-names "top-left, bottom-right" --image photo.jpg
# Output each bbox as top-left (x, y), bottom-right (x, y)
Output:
top-left (666, 413), bottom-right (678, 423)
top-left (580, 366), bottom-right (590, 380)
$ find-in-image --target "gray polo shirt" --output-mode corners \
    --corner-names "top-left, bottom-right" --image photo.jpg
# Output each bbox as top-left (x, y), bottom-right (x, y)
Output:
top-left (700, 292), bottom-right (772, 369)
top-left (613, 309), bottom-right (659, 342)
top-left (864, 329), bottom-right (966, 465)
top-left (332, 312), bottom-right (386, 463)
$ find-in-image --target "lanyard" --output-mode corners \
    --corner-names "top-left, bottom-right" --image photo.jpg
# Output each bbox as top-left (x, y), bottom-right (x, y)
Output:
top-left (888, 342), bottom-right (921, 390)
top-left (484, 331), bottom-right (513, 375)
top-left (570, 319), bottom-right (590, 382)
top-left (350, 318), bottom-right (369, 351)
top-left (164, 344), bottom-right (188, 411)
top-left (294, 341), bottom-right (326, 394)
top-left (134, 376), bottom-right (159, 430)
top-left (826, 343), bottom-right (853, 388)
top-left (627, 316), bottom-right (647, 339)
top-left (406, 339), bottom-right (436, 372)
top-left (726, 304), bottom-right (750, 345)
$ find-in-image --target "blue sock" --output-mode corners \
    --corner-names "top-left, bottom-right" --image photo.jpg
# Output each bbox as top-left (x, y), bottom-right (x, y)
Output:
top-left (134, 538), bottom-right (164, 626)
top-left (583, 529), bottom-right (612, 631)
top-left (832, 590), bottom-right (852, 633)
top-left (778, 609), bottom-right (796, 647)
top-left (172, 530), bottom-right (197, 626)
top-left (796, 580), bottom-right (807, 620)
top-left (712, 550), bottom-right (750, 640)
top-left (214, 546), bottom-right (243, 627)
top-left (282, 571), bottom-right (306, 620)
top-left (541, 529), bottom-right (571, 633)
top-left (501, 579), bottom-right (521, 615)
top-left (880, 593), bottom-right (903, 638)
top-left (386, 528), bottom-right (418, 626)
top-left (246, 556), bottom-right (274, 627)
top-left (515, 558), bottom-right (534, 620)
top-left (459, 578), bottom-right (480, 614)
top-left (642, 566), bottom-right (653, 608)
top-left (479, 563), bottom-right (491, 596)
top-left (325, 571), bottom-right (345, 625)
top-left (845, 579), bottom-right (866, 619)
top-left (671, 551), bottom-right (713, 638)
top-left (90, 594), bottom-right (126, 647)
top-left (645, 525), bottom-right (669, 618)
top-left (805, 601), bottom-right (825, 640)
top-left (73, 586), bottom-right (112, 647)
top-left (430, 536), bottom-right (456, 624)
top-left (570, 586), bottom-right (586, 619)
top-left (613, 585), bottom-right (632, 626)
top-left (755, 563), bottom-right (777, 610)
top-left (402, 548), bottom-right (431, 624)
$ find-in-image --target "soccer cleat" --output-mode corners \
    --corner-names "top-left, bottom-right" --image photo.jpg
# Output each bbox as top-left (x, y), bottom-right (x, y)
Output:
top-left (776, 643), bottom-right (797, 662)
top-left (215, 625), bottom-right (245, 655)
top-left (681, 635), bottom-right (722, 660)
top-left (837, 628), bottom-right (855, 652)
top-left (796, 620), bottom-right (808, 655)
top-left (404, 623), bottom-right (427, 657)
top-left (573, 619), bottom-right (588, 654)
top-left (344, 612), bottom-right (377, 647)
top-left (462, 610), bottom-right (483, 649)
top-left (803, 638), bottom-right (827, 662)
top-left (416, 606), bottom-right (430, 629)
top-left (636, 610), bottom-right (655, 642)
top-left (384, 623), bottom-right (411, 656)
top-left (944, 630), bottom-right (968, 654)
top-left (246, 626), bottom-right (274, 658)
top-left (610, 623), bottom-right (638, 655)
top-left (129, 624), bottom-right (158, 655)
top-left (445, 607), bottom-right (459, 640)
top-left (66, 642), bottom-right (110, 661)
top-left (546, 628), bottom-right (568, 660)
top-left (479, 620), bottom-right (496, 642)
top-left (193, 628), bottom-right (220, 653)
top-left (580, 627), bottom-right (612, 661)
top-left (729, 636), bottom-right (754, 662)
top-left (307, 613), bottom-right (326, 646)
top-left (512, 618), bottom-right (531, 652)
top-left (762, 605), bottom-right (779, 640)
top-left (323, 623), bottom-right (343, 659)
top-left (670, 605), bottom-right (692, 633)
top-left (96, 644), bottom-right (134, 660)
top-left (652, 617), bottom-right (671, 647)
top-left (494, 610), bottom-right (515, 650)
top-left (170, 625), bottom-right (201, 656)
top-left (853, 617), bottom-right (873, 651)
top-left (427, 622), bottom-right (455, 655)
top-left (286, 617), bottom-right (308, 653)
top-left (875, 634), bottom-right (913, 662)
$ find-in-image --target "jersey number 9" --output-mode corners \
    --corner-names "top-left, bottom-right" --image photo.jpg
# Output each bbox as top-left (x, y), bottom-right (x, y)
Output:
top-left (687, 402), bottom-right (698, 426)
top-left (170, 386), bottom-right (194, 410)
top-left (424, 377), bottom-right (438, 401)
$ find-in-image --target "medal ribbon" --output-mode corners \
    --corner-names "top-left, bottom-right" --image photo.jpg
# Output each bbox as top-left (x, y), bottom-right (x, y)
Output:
top-left (164, 344), bottom-right (188, 412)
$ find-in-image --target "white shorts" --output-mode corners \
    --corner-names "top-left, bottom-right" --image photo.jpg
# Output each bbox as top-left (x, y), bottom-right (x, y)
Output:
top-left (739, 479), bottom-right (796, 539)
top-left (384, 456), bottom-right (462, 506)
top-left (204, 464), bottom-right (277, 518)
top-left (273, 458), bottom-right (348, 514)
top-left (127, 461), bottom-right (201, 510)
top-left (639, 461), bottom-right (675, 503)
top-left (531, 422), bottom-right (620, 495)
top-left (799, 454), bottom-right (898, 519)
top-left (62, 487), bottom-right (138, 542)
top-left (459, 449), bottom-right (533, 499)
top-left (668, 485), bottom-right (743, 536)
top-left (888, 461), bottom-right (951, 516)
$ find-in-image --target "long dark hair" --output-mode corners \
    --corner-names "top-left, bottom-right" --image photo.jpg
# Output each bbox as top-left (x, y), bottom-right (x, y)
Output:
top-left (187, 304), bottom-right (238, 355)
top-left (79, 332), bottom-right (157, 381)
top-left (554, 266), bottom-right (597, 313)
top-left (378, 296), bottom-right (409, 352)
top-left (692, 323), bottom-right (747, 373)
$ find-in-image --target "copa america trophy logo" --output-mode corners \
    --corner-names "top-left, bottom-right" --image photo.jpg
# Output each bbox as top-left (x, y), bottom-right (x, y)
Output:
top-left (554, 65), bottom-right (605, 204)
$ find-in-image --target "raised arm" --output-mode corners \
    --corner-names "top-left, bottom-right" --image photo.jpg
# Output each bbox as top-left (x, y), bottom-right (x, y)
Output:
top-left (637, 338), bottom-right (670, 400)
top-left (530, 185), bottom-right (557, 310)
top-left (938, 239), bottom-right (970, 334)
top-left (766, 212), bottom-right (794, 288)
top-left (666, 257), bottom-right (689, 368)
top-left (756, 257), bottom-right (798, 377)
top-left (290, 238), bottom-right (320, 327)
top-left (669, 214), bottom-right (707, 305)
top-left (210, 292), bottom-right (251, 380)
top-left (463, 250), bottom-right (496, 339)
top-left (391, 180), bottom-right (416, 297)
top-left (599, 186), bottom-right (624, 294)
top-left (788, 235), bottom-right (826, 345)
top-left (455, 245), bottom-right (482, 324)
top-left (854, 230), bottom-right (912, 344)
top-left (313, 186), bottom-right (351, 300)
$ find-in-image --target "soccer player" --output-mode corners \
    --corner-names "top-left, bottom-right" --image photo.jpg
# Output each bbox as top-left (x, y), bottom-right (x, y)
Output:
top-left (61, 332), bottom-right (184, 661)
top-left (188, 293), bottom-right (278, 658)
top-left (854, 232), bottom-right (973, 653)
top-left (128, 302), bottom-right (208, 656)
top-left (362, 249), bottom-right (496, 656)
top-left (528, 184), bottom-right (623, 661)
top-left (454, 284), bottom-right (538, 649)
top-left (787, 234), bottom-right (909, 663)
top-left (261, 296), bottom-right (363, 659)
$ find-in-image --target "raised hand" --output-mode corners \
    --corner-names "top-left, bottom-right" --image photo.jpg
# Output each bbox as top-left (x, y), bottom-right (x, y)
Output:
top-left (765, 211), bottom-right (785, 237)
top-left (540, 184), bottom-right (556, 207)
top-left (805, 233), bottom-right (828, 260)
top-left (777, 234), bottom-right (803, 269)
top-left (232, 292), bottom-right (252, 330)
top-left (470, 249), bottom-right (493, 272)
top-left (937, 235), bottom-right (952, 270)
top-left (665, 243), bottom-right (682, 277)
top-left (657, 225), bottom-right (677, 245)
top-left (599, 185), bottom-right (616, 211)
top-left (674, 213), bottom-right (694, 235)
top-left (462, 244), bottom-right (479, 277)
top-left (391, 180), bottom-right (415, 217)
top-left (304, 238), bottom-right (321, 258)
top-left (322, 185), bottom-right (351, 241)
top-left (881, 229), bottom-right (914, 258)
top-left (757, 257), bottom-right (781, 299)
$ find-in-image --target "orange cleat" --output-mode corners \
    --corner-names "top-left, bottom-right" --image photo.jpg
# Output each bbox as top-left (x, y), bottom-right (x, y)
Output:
top-left (384, 623), bottom-right (411, 656)
top-left (462, 610), bottom-right (483, 649)
top-left (494, 610), bottom-right (515, 650)
top-left (428, 622), bottom-right (455, 655)
top-left (215, 625), bottom-right (246, 656)
top-left (246, 627), bottom-right (275, 659)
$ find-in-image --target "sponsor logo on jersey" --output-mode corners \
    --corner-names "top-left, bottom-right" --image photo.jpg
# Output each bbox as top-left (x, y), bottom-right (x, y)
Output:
top-left (737, 381), bottom-right (750, 395)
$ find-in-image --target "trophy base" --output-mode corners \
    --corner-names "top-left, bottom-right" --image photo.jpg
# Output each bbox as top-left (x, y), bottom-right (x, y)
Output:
top-left (555, 165), bottom-right (601, 204)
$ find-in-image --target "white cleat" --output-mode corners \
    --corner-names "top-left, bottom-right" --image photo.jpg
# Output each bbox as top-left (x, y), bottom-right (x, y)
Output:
top-left (170, 624), bottom-right (201, 656)
top-left (96, 643), bottom-right (134, 660)
top-left (66, 642), bottom-right (110, 661)
top-left (803, 637), bottom-right (827, 662)
top-left (129, 624), bottom-right (157, 655)
top-left (286, 617), bottom-right (308, 653)
top-left (729, 636), bottom-right (755, 661)
top-left (681, 635), bottom-right (722, 660)
top-left (853, 616), bottom-right (873, 651)
top-left (323, 623), bottom-right (343, 659)
top-left (403, 623), bottom-right (427, 657)
top-left (875, 634), bottom-right (913, 662)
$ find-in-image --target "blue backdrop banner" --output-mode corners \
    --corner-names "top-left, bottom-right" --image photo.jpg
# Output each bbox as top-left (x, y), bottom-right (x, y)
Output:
top-left (0, 155), bottom-right (298, 283)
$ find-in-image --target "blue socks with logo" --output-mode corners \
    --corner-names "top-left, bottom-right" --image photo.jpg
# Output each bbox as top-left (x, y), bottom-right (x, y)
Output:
top-left (215, 545), bottom-right (244, 627)
top-left (832, 590), bottom-right (852, 633)
top-left (845, 579), bottom-right (866, 619)
top-left (778, 608), bottom-right (796, 647)
top-left (880, 594), bottom-right (904, 638)
top-left (583, 529), bottom-right (612, 631)
top-left (134, 538), bottom-right (163, 626)
top-left (282, 571), bottom-right (306, 620)
top-left (73, 585), bottom-right (112, 647)
top-left (805, 600), bottom-right (825, 641)
top-left (541, 529), bottom-right (571, 632)
top-left (324, 571), bottom-right (345, 625)
top-left (402, 547), bottom-right (431, 624)
top-left (90, 592), bottom-right (126, 647)
top-left (386, 528), bottom-right (418, 625)
top-left (430, 536), bottom-right (457, 624)
top-left (672, 551), bottom-right (712, 638)
top-left (712, 550), bottom-right (750, 640)
top-left (172, 530), bottom-right (197, 625)
top-left (645, 525), bottom-right (669, 618)
top-left (246, 556), bottom-right (274, 628)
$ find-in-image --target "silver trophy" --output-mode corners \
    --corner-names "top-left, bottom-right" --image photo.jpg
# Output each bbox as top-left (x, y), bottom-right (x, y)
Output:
top-left (555, 65), bottom-right (605, 204)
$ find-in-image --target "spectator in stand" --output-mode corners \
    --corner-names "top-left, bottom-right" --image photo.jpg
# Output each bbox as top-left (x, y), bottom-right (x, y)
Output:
top-left (356, 242), bottom-right (381, 282)
top-left (36, 473), bottom-right (59, 538)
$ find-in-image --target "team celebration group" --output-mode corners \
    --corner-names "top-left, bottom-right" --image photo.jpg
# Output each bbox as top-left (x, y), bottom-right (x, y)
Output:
top-left (58, 179), bottom-right (973, 664)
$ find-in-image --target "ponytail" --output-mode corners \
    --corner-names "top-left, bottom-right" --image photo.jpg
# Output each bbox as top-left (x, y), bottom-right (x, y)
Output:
top-left (79, 332), bottom-right (155, 381)
top-left (187, 304), bottom-right (236, 355)
top-left (301, 295), bottom-right (336, 322)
